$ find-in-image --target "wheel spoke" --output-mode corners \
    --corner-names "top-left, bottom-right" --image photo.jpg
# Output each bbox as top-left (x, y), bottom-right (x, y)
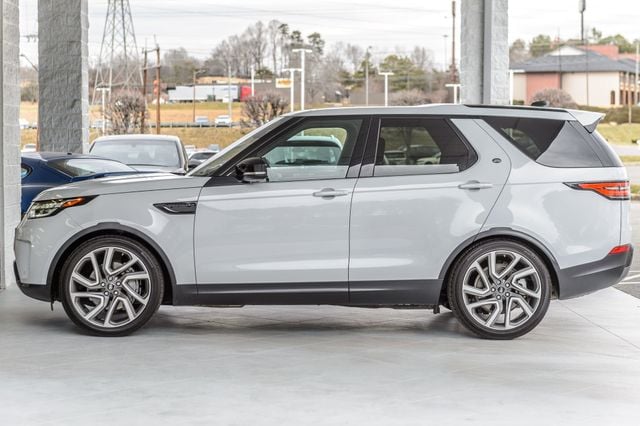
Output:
top-left (119, 297), bottom-right (137, 321)
top-left (467, 298), bottom-right (499, 310)
top-left (72, 272), bottom-right (98, 289)
top-left (488, 252), bottom-right (499, 279)
top-left (471, 261), bottom-right (491, 288)
top-left (89, 252), bottom-right (102, 283)
top-left (110, 258), bottom-right (137, 276)
top-left (463, 284), bottom-right (491, 297)
top-left (510, 279), bottom-right (541, 299)
top-left (71, 292), bottom-right (107, 320)
top-left (103, 247), bottom-right (116, 276)
top-left (122, 272), bottom-right (150, 283)
top-left (103, 298), bottom-right (119, 327)
top-left (511, 267), bottom-right (535, 282)
top-left (512, 294), bottom-right (535, 317)
top-left (121, 282), bottom-right (149, 305)
top-left (484, 301), bottom-right (502, 327)
top-left (500, 254), bottom-right (522, 279)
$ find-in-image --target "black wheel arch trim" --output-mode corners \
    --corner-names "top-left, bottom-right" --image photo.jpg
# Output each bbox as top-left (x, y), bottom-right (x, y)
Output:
top-left (437, 227), bottom-right (562, 299)
top-left (46, 222), bottom-right (177, 303)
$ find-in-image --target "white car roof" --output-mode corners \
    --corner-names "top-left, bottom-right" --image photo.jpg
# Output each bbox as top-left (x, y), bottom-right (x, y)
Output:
top-left (93, 134), bottom-right (182, 143)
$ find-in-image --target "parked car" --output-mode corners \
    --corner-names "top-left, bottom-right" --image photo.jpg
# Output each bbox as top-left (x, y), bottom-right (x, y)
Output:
top-left (184, 144), bottom-right (197, 157)
top-left (194, 116), bottom-right (209, 125)
top-left (188, 150), bottom-right (217, 170)
top-left (90, 134), bottom-right (188, 174)
top-left (15, 105), bottom-right (632, 339)
top-left (19, 118), bottom-right (30, 129)
top-left (21, 143), bottom-right (37, 153)
top-left (20, 152), bottom-right (139, 215)
top-left (214, 115), bottom-right (232, 127)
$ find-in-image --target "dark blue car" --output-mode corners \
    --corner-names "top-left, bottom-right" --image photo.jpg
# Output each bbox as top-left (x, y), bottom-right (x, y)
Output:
top-left (21, 152), bottom-right (139, 214)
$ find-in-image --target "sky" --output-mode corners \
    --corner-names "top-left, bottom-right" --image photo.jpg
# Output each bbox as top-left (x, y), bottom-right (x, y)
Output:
top-left (18, 0), bottom-right (640, 70)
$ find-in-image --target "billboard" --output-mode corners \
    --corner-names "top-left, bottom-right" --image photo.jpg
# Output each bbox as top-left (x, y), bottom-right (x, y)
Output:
top-left (275, 78), bottom-right (292, 89)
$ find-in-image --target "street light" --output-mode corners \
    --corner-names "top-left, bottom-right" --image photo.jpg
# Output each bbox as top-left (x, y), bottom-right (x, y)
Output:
top-left (365, 46), bottom-right (372, 106)
top-left (379, 72), bottom-right (394, 106)
top-left (283, 68), bottom-right (301, 112)
top-left (192, 69), bottom-right (205, 123)
top-left (292, 48), bottom-right (312, 110)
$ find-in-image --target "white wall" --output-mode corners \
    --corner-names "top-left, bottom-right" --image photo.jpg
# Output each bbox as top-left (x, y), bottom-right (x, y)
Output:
top-left (562, 72), bottom-right (619, 106)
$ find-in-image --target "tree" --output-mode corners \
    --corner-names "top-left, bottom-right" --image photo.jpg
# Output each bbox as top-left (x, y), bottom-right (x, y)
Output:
top-left (379, 54), bottom-right (426, 91)
top-left (529, 34), bottom-right (554, 57)
top-left (267, 20), bottom-right (282, 74)
top-left (532, 88), bottom-right (577, 109)
top-left (21, 83), bottom-right (38, 102)
top-left (509, 39), bottom-right (529, 64)
top-left (163, 48), bottom-right (201, 85)
top-left (307, 32), bottom-right (325, 55)
top-left (245, 21), bottom-right (268, 70)
top-left (242, 92), bottom-right (289, 126)
top-left (599, 34), bottom-right (635, 53)
top-left (106, 91), bottom-right (146, 134)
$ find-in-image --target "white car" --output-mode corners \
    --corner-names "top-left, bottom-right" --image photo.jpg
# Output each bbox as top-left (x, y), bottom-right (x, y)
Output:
top-left (214, 115), bottom-right (232, 127)
top-left (90, 134), bottom-right (188, 174)
top-left (15, 105), bottom-right (632, 339)
top-left (19, 118), bottom-right (30, 130)
top-left (21, 143), bottom-right (37, 153)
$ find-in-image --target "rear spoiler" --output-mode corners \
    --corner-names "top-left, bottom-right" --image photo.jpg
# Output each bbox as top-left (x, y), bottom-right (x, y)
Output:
top-left (567, 109), bottom-right (604, 133)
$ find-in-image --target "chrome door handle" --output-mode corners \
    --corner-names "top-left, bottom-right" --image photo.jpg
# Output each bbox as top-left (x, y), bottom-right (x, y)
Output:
top-left (313, 188), bottom-right (349, 198)
top-left (458, 181), bottom-right (493, 190)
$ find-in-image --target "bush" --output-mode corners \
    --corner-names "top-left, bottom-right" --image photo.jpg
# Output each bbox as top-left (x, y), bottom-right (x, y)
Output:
top-left (242, 92), bottom-right (289, 126)
top-left (106, 91), bottom-right (146, 134)
top-left (531, 88), bottom-right (577, 109)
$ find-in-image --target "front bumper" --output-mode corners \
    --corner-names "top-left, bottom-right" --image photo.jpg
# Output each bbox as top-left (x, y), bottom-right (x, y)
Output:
top-left (14, 262), bottom-right (51, 302)
top-left (558, 246), bottom-right (633, 299)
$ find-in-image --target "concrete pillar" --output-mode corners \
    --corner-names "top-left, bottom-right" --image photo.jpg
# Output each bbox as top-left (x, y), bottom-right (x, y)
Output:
top-left (1, 0), bottom-right (21, 289)
top-left (38, 0), bottom-right (89, 153)
top-left (460, 0), bottom-right (509, 105)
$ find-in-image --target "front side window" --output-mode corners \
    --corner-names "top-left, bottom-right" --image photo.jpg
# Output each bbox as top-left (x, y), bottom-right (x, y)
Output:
top-left (374, 117), bottom-right (475, 176)
top-left (257, 118), bottom-right (363, 182)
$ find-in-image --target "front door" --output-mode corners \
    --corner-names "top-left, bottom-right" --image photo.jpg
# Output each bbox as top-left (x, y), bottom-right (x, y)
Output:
top-left (194, 116), bottom-right (367, 303)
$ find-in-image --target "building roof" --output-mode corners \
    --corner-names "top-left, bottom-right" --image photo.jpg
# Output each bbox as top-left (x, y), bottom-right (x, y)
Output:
top-left (511, 48), bottom-right (637, 73)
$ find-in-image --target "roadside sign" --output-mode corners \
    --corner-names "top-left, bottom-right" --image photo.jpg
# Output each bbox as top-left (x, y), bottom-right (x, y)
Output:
top-left (276, 78), bottom-right (292, 89)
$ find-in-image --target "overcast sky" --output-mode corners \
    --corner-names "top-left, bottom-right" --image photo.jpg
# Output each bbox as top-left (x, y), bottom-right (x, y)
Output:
top-left (18, 0), bottom-right (640, 70)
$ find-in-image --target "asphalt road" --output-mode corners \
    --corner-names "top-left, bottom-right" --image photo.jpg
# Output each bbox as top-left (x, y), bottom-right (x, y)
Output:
top-left (615, 201), bottom-right (640, 298)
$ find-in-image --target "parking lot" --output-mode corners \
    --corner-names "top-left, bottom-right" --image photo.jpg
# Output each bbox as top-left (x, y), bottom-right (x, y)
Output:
top-left (1, 204), bottom-right (640, 425)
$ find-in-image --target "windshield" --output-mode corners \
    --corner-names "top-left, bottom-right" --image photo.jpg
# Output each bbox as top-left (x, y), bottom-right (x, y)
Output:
top-left (48, 158), bottom-right (136, 177)
top-left (189, 117), bottom-right (285, 177)
top-left (91, 139), bottom-right (181, 168)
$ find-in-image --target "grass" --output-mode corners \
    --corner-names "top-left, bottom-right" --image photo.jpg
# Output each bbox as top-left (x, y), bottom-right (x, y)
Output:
top-left (632, 184), bottom-right (640, 195)
top-left (620, 155), bottom-right (640, 164)
top-left (597, 123), bottom-right (640, 145)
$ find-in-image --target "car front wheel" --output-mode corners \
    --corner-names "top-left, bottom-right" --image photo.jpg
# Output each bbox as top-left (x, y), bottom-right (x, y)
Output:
top-left (59, 236), bottom-right (164, 336)
top-left (447, 239), bottom-right (551, 339)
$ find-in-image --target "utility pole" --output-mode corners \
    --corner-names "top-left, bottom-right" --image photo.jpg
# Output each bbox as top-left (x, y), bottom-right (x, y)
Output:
top-left (141, 48), bottom-right (148, 133)
top-left (227, 64), bottom-right (233, 121)
top-left (96, 87), bottom-right (110, 135)
top-left (380, 72), bottom-right (394, 106)
top-left (192, 69), bottom-right (205, 122)
top-left (443, 34), bottom-right (449, 73)
top-left (579, 0), bottom-right (586, 44)
top-left (250, 65), bottom-right (255, 96)
top-left (292, 48), bottom-right (312, 110)
top-left (451, 0), bottom-right (457, 83)
top-left (155, 44), bottom-right (161, 134)
top-left (365, 47), bottom-right (371, 106)
top-left (283, 68), bottom-right (301, 112)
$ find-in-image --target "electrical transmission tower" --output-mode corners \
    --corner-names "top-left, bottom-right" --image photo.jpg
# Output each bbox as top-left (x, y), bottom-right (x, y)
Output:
top-left (92, 0), bottom-right (142, 104)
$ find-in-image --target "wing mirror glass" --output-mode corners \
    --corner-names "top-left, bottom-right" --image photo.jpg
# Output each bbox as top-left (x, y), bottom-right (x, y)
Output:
top-left (235, 157), bottom-right (268, 183)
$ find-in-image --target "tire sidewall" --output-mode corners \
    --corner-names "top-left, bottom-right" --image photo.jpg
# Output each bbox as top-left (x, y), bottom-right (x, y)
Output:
top-left (60, 236), bottom-right (164, 337)
top-left (448, 240), bottom-right (552, 340)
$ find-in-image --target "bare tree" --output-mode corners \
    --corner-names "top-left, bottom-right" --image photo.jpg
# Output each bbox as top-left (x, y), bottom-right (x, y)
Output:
top-left (390, 89), bottom-right (429, 106)
top-left (106, 91), bottom-right (146, 134)
top-left (268, 20), bottom-right (282, 74)
top-left (242, 92), bottom-right (289, 126)
top-left (245, 21), bottom-right (267, 70)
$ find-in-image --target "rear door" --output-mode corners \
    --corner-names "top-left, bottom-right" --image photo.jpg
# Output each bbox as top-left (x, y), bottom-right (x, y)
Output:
top-left (348, 116), bottom-right (511, 304)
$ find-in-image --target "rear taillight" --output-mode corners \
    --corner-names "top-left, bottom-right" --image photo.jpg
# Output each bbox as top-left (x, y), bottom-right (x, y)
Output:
top-left (609, 244), bottom-right (632, 255)
top-left (565, 181), bottom-right (630, 200)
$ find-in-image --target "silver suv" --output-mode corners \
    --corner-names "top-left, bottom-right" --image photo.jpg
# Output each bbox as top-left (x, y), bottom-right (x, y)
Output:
top-left (15, 105), bottom-right (633, 339)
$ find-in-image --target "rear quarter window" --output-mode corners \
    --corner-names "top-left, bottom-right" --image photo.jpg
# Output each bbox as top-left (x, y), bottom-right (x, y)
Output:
top-left (484, 117), bottom-right (604, 168)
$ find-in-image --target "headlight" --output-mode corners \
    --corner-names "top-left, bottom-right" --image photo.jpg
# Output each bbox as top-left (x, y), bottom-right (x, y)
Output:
top-left (26, 196), bottom-right (95, 219)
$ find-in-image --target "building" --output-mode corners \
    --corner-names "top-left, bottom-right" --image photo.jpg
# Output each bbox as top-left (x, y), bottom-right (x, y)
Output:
top-left (511, 45), bottom-right (639, 107)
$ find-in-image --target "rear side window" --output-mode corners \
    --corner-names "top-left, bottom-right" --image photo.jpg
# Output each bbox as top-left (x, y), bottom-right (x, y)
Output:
top-left (374, 118), bottom-right (476, 176)
top-left (484, 117), bottom-right (603, 168)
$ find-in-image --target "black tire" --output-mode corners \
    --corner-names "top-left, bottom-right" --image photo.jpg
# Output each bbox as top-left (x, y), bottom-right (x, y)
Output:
top-left (447, 239), bottom-right (551, 340)
top-left (59, 236), bottom-right (164, 336)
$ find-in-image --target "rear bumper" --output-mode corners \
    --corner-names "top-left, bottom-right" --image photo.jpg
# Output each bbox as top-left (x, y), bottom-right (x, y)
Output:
top-left (557, 246), bottom-right (633, 299)
top-left (14, 262), bottom-right (51, 302)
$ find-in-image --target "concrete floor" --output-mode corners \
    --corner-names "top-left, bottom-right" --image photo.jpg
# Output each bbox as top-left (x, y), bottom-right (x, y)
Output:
top-left (1, 283), bottom-right (640, 426)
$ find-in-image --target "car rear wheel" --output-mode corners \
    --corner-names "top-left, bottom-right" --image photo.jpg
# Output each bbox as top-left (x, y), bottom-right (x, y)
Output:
top-left (60, 236), bottom-right (164, 336)
top-left (447, 239), bottom-right (551, 339)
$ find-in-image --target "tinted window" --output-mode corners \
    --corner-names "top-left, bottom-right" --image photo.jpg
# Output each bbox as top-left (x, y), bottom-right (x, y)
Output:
top-left (91, 139), bottom-right (181, 168)
top-left (485, 117), bottom-right (603, 168)
top-left (48, 158), bottom-right (135, 177)
top-left (374, 118), bottom-right (475, 176)
top-left (259, 118), bottom-right (362, 182)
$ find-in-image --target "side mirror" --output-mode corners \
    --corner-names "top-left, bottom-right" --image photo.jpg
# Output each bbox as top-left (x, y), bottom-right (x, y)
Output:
top-left (235, 157), bottom-right (268, 183)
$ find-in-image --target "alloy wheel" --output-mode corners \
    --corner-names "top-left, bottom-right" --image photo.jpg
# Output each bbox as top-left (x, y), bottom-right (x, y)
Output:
top-left (461, 250), bottom-right (542, 331)
top-left (68, 246), bottom-right (151, 329)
